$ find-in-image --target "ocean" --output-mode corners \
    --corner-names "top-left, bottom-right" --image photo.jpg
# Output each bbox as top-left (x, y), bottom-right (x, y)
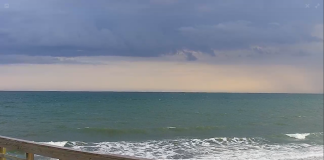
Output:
top-left (0, 91), bottom-right (323, 160)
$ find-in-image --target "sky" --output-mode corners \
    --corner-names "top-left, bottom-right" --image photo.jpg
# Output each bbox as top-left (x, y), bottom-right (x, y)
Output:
top-left (0, 0), bottom-right (323, 93)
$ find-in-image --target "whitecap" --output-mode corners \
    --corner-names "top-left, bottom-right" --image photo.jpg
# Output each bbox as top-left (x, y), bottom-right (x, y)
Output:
top-left (286, 133), bottom-right (310, 140)
top-left (53, 137), bottom-right (323, 160)
top-left (41, 141), bottom-right (68, 147)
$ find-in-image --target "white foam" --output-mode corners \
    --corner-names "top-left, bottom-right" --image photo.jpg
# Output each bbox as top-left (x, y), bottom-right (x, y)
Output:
top-left (34, 142), bottom-right (68, 160)
top-left (59, 137), bottom-right (323, 160)
top-left (286, 133), bottom-right (310, 140)
top-left (42, 141), bottom-right (68, 147)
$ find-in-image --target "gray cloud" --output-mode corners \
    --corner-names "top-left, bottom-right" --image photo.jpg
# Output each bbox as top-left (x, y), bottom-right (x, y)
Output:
top-left (185, 52), bottom-right (198, 61)
top-left (178, 21), bottom-right (320, 53)
top-left (0, 0), bottom-right (323, 62)
top-left (0, 55), bottom-right (83, 64)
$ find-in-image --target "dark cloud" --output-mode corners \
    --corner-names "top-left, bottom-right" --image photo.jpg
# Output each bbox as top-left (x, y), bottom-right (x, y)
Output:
top-left (0, 55), bottom-right (82, 64)
top-left (0, 0), bottom-right (322, 60)
top-left (251, 46), bottom-right (274, 55)
top-left (185, 52), bottom-right (198, 61)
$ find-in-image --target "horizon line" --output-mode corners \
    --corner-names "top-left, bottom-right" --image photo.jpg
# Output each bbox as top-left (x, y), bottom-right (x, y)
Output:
top-left (0, 90), bottom-right (322, 94)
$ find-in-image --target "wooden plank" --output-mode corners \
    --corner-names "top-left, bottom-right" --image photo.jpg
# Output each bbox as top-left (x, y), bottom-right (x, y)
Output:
top-left (0, 136), bottom-right (148, 160)
top-left (0, 147), bottom-right (5, 160)
top-left (26, 153), bottom-right (34, 160)
top-left (0, 154), bottom-right (26, 160)
top-left (0, 153), bottom-right (4, 160)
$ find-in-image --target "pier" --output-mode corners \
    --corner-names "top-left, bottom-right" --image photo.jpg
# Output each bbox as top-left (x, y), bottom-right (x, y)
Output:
top-left (0, 136), bottom-right (146, 160)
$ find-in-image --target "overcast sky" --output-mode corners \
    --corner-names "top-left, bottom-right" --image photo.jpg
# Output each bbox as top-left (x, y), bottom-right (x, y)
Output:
top-left (0, 0), bottom-right (323, 93)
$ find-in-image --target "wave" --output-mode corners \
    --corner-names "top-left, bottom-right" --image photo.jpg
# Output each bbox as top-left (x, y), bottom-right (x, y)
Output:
top-left (285, 132), bottom-right (323, 140)
top-left (286, 133), bottom-right (310, 140)
top-left (42, 135), bottom-right (323, 160)
top-left (40, 141), bottom-right (68, 147)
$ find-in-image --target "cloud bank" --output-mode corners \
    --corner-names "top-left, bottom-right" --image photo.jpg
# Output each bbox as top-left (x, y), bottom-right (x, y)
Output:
top-left (0, 0), bottom-right (322, 92)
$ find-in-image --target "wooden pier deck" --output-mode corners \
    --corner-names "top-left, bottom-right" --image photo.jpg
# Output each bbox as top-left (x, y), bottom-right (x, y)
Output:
top-left (0, 135), bottom-right (148, 160)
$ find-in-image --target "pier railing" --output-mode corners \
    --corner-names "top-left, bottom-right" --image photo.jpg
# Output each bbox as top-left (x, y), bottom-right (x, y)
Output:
top-left (0, 136), bottom-right (147, 160)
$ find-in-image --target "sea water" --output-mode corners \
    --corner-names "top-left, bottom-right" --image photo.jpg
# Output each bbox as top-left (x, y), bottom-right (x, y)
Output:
top-left (0, 92), bottom-right (323, 159)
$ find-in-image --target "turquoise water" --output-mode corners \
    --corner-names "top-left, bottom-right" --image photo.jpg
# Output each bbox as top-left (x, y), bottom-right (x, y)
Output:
top-left (0, 92), bottom-right (323, 159)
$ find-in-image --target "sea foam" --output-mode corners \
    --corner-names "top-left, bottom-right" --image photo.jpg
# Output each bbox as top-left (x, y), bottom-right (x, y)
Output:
top-left (41, 141), bottom-right (68, 147)
top-left (286, 133), bottom-right (310, 139)
top-left (42, 136), bottom-right (323, 160)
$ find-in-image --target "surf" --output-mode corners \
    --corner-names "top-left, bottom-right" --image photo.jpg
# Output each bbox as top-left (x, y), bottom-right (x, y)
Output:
top-left (42, 135), bottom-right (323, 160)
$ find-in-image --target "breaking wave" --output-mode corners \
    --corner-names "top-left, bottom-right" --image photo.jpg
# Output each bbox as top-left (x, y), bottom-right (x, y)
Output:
top-left (286, 133), bottom-right (310, 140)
top-left (42, 134), bottom-right (323, 160)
